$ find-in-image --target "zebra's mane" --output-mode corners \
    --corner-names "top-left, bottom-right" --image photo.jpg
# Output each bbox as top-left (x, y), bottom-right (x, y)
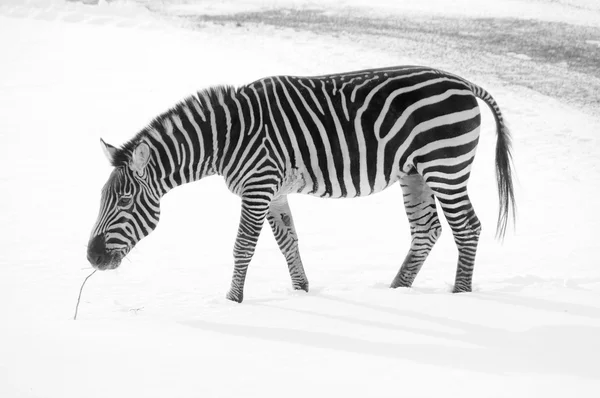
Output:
top-left (110, 85), bottom-right (238, 167)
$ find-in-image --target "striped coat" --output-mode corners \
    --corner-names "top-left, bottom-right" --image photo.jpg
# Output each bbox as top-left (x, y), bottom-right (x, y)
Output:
top-left (88, 66), bottom-right (515, 303)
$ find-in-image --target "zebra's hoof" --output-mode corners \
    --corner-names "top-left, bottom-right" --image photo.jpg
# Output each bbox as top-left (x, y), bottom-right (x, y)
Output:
top-left (452, 285), bottom-right (472, 293)
top-left (293, 281), bottom-right (309, 292)
top-left (226, 290), bottom-right (244, 303)
top-left (390, 283), bottom-right (411, 289)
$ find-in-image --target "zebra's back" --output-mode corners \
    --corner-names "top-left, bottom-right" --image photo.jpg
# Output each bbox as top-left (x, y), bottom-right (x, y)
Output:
top-left (242, 66), bottom-right (482, 199)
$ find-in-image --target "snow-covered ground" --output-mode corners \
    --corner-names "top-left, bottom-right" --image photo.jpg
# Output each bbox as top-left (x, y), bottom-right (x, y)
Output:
top-left (1, 1), bottom-right (599, 397)
top-left (161, 0), bottom-right (600, 27)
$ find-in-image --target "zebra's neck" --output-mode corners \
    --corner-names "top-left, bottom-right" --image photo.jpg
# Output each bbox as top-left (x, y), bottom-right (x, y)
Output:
top-left (139, 85), bottom-right (239, 196)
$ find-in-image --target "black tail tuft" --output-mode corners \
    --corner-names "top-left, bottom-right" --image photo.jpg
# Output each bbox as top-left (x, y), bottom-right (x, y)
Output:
top-left (495, 122), bottom-right (516, 240)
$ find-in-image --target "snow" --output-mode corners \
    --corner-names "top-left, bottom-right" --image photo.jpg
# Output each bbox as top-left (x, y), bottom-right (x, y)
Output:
top-left (507, 52), bottom-right (532, 61)
top-left (588, 40), bottom-right (600, 47)
top-left (161, 0), bottom-right (600, 27)
top-left (1, 0), bottom-right (600, 397)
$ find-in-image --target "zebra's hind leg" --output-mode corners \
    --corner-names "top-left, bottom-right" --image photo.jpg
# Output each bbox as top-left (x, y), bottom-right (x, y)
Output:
top-left (391, 173), bottom-right (442, 289)
top-left (267, 195), bottom-right (309, 292)
top-left (432, 186), bottom-right (481, 293)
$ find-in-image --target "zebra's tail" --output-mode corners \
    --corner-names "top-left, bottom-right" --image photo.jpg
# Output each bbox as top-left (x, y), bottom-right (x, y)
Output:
top-left (467, 82), bottom-right (516, 240)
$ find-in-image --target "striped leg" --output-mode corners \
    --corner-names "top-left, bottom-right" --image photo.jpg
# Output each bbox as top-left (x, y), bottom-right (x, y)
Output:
top-left (433, 188), bottom-right (481, 293)
top-left (226, 194), bottom-right (271, 303)
top-left (267, 195), bottom-right (309, 292)
top-left (391, 173), bottom-right (442, 288)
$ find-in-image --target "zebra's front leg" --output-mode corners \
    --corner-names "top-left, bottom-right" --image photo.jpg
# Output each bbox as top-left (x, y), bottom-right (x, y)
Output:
top-left (226, 197), bottom-right (271, 303)
top-left (267, 195), bottom-right (309, 292)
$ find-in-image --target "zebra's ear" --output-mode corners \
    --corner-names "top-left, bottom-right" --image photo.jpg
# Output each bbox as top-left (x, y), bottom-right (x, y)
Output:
top-left (130, 142), bottom-right (151, 173)
top-left (100, 138), bottom-right (118, 165)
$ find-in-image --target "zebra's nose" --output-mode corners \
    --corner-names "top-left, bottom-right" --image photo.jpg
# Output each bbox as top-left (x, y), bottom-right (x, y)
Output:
top-left (87, 235), bottom-right (108, 268)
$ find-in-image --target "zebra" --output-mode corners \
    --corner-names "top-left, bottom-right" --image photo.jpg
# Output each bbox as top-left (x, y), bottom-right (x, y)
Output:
top-left (87, 65), bottom-right (515, 303)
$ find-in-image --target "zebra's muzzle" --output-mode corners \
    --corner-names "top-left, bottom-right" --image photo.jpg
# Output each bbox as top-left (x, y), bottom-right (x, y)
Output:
top-left (87, 235), bottom-right (124, 270)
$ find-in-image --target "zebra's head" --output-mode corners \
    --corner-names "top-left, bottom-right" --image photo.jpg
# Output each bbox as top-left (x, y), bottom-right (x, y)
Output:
top-left (87, 139), bottom-right (160, 270)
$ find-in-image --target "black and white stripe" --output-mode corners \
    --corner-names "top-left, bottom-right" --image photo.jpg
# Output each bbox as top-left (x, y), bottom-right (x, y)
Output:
top-left (88, 65), bottom-right (515, 301)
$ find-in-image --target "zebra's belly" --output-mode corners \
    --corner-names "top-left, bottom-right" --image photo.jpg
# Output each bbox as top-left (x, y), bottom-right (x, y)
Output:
top-left (281, 166), bottom-right (406, 199)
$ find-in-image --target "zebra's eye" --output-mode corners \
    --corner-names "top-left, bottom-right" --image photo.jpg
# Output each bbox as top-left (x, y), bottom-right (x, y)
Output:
top-left (117, 196), bottom-right (133, 207)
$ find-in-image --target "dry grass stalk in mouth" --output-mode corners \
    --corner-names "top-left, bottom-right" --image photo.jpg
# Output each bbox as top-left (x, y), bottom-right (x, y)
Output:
top-left (73, 270), bottom-right (97, 320)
